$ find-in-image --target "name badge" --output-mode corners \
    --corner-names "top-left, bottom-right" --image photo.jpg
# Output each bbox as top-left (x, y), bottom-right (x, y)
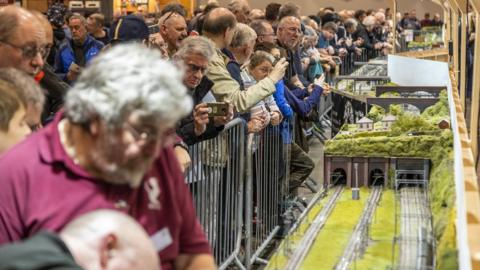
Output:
top-left (151, 227), bottom-right (173, 252)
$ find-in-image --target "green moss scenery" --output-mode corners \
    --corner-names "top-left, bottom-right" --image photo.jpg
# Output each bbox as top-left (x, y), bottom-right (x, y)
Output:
top-left (300, 188), bottom-right (369, 270)
top-left (367, 105), bottom-right (385, 122)
top-left (325, 93), bottom-right (456, 268)
top-left (265, 192), bottom-right (331, 270)
top-left (353, 190), bottom-right (398, 269)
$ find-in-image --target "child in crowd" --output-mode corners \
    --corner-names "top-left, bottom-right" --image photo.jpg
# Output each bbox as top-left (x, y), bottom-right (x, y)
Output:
top-left (0, 80), bottom-right (31, 155)
top-left (241, 51), bottom-right (284, 130)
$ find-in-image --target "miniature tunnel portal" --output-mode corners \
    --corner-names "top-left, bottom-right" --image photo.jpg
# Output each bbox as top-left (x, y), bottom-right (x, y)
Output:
top-left (324, 156), bottom-right (430, 188)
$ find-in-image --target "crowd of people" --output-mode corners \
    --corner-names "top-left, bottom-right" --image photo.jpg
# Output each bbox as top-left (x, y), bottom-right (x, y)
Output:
top-left (0, 1), bottom-right (445, 269)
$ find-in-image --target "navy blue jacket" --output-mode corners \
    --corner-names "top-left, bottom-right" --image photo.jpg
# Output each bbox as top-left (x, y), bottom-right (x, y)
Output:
top-left (222, 48), bottom-right (245, 90)
top-left (283, 85), bottom-right (323, 117)
top-left (54, 35), bottom-right (104, 82)
top-left (293, 48), bottom-right (311, 86)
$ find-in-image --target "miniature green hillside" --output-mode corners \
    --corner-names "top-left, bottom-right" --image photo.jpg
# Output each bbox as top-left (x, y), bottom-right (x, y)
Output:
top-left (325, 91), bottom-right (457, 268)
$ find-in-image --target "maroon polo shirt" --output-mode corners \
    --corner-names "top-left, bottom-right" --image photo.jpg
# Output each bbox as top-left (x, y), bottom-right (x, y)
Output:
top-left (0, 113), bottom-right (211, 270)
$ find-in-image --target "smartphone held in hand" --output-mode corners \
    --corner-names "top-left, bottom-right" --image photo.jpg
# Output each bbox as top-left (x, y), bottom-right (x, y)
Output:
top-left (206, 102), bottom-right (229, 117)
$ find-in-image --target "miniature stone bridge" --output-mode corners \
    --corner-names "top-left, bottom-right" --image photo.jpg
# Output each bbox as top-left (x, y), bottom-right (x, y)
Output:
top-left (365, 97), bottom-right (439, 112)
top-left (375, 85), bottom-right (446, 98)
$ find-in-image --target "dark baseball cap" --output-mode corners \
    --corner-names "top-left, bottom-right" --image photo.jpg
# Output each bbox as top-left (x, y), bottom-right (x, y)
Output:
top-left (110, 15), bottom-right (149, 43)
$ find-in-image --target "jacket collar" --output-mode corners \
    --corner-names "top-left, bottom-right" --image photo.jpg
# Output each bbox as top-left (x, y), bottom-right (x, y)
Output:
top-left (191, 76), bottom-right (214, 101)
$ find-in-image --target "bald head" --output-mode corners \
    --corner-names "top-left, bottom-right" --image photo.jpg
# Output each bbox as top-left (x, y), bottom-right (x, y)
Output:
top-left (278, 15), bottom-right (300, 29)
top-left (374, 12), bottom-right (385, 24)
top-left (0, 6), bottom-right (46, 75)
top-left (0, 6), bottom-right (45, 39)
top-left (203, 7), bottom-right (237, 36)
top-left (61, 210), bottom-right (159, 270)
top-left (31, 11), bottom-right (53, 45)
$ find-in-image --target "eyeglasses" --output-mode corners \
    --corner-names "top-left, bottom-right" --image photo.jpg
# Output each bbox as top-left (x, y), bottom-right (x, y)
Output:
top-left (285, 27), bottom-right (302, 34)
top-left (124, 122), bottom-right (175, 145)
top-left (186, 63), bottom-right (208, 75)
top-left (0, 40), bottom-right (49, 60)
top-left (124, 122), bottom-right (158, 144)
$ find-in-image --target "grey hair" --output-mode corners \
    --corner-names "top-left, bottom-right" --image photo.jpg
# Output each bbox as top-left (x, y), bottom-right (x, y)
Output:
top-left (64, 43), bottom-right (192, 128)
top-left (227, 0), bottom-right (247, 13)
top-left (174, 36), bottom-right (215, 60)
top-left (230, 23), bottom-right (257, 48)
top-left (249, 19), bottom-right (268, 36)
top-left (344, 18), bottom-right (358, 30)
top-left (0, 68), bottom-right (45, 112)
top-left (69, 13), bottom-right (87, 25)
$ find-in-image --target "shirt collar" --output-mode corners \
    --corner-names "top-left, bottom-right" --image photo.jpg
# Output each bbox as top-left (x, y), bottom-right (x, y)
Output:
top-left (39, 111), bottom-right (97, 180)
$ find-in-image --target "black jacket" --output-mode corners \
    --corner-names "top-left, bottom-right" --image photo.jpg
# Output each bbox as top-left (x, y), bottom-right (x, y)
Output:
top-left (0, 231), bottom-right (82, 270)
top-left (353, 24), bottom-right (377, 51)
top-left (177, 77), bottom-right (225, 145)
top-left (40, 63), bottom-right (70, 125)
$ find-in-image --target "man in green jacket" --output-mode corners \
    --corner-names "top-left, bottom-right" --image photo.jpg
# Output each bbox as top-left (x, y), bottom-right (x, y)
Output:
top-left (203, 7), bottom-right (288, 113)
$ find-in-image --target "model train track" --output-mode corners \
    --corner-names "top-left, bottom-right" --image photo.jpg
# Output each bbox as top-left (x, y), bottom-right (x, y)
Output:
top-left (335, 186), bottom-right (383, 270)
top-left (397, 187), bottom-right (433, 270)
top-left (285, 185), bottom-right (345, 270)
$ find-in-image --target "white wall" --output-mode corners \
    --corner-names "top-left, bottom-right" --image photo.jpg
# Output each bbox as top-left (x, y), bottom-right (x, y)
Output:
top-left (205, 0), bottom-right (444, 19)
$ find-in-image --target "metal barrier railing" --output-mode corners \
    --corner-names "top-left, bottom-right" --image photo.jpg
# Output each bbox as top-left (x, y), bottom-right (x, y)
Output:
top-left (339, 49), bottom-right (370, 76)
top-left (185, 52), bottom-right (350, 268)
top-left (245, 116), bottom-right (295, 268)
top-left (186, 118), bottom-right (246, 270)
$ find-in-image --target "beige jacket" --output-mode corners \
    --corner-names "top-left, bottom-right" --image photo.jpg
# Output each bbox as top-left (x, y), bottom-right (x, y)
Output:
top-left (207, 48), bottom-right (276, 113)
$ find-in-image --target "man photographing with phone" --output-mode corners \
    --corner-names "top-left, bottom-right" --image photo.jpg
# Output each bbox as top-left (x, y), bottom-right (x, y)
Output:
top-left (173, 37), bottom-right (234, 171)
top-left (174, 37), bottom-right (234, 145)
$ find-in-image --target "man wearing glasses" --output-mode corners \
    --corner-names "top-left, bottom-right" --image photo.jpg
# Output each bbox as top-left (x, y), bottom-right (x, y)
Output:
top-left (0, 44), bottom-right (216, 270)
top-left (276, 16), bottom-right (305, 89)
top-left (250, 19), bottom-right (277, 45)
top-left (174, 36), bottom-right (233, 146)
top-left (0, 6), bottom-right (47, 76)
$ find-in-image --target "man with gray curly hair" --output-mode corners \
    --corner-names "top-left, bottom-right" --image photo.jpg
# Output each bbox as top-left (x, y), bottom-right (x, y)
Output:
top-left (0, 44), bottom-right (216, 270)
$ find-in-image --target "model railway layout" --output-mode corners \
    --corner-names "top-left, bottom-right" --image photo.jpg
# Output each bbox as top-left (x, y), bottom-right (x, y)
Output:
top-left (266, 55), bottom-right (455, 270)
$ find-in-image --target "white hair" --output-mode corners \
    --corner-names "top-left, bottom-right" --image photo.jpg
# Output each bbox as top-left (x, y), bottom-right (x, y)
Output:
top-left (374, 12), bottom-right (385, 23)
top-left (65, 43), bottom-right (192, 128)
top-left (363, 15), bottom-right (377, 27)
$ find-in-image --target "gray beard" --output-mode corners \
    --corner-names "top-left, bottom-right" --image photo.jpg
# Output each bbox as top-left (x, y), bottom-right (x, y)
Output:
top-left (89, 137), bottom-right (153, 188)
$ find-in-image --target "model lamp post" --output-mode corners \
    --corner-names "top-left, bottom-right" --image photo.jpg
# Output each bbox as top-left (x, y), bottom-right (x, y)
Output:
top-left (353, 163), bottom-right (360, 200)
